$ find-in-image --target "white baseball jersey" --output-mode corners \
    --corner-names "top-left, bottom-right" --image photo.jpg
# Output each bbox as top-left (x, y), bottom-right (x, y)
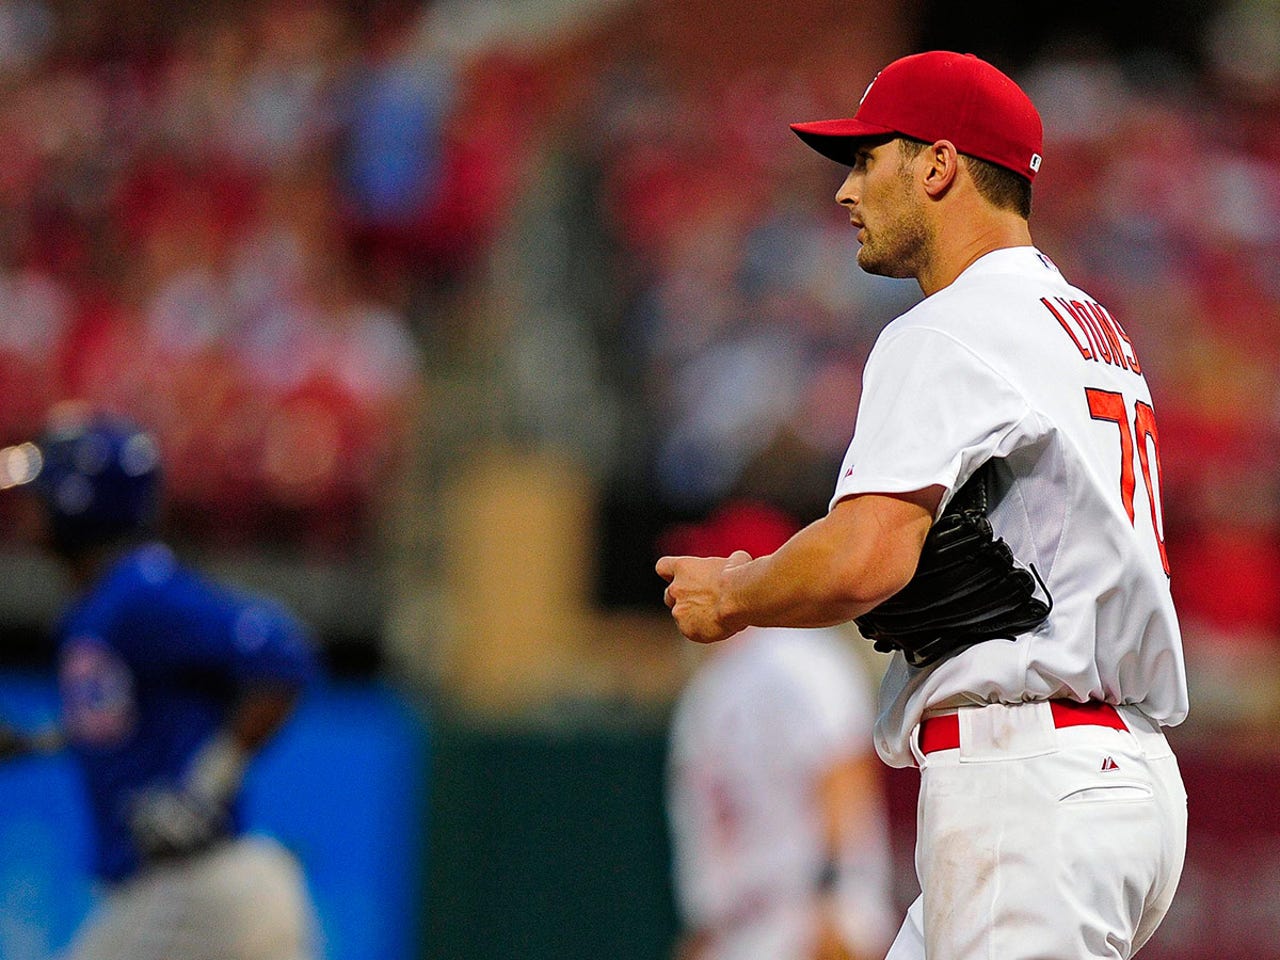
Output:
top-left (667, 626), bottom-right (895, 959)
top-left (829, 246), bottom-right (1189, 768)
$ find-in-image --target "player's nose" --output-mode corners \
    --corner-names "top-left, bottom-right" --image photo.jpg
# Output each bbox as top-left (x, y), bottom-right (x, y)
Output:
top-left (835, 170), bottom-right (859, 209)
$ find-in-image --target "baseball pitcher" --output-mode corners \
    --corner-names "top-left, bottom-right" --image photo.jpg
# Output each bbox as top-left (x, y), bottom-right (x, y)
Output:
top-left (658, 51), bottom-right (1188, 960)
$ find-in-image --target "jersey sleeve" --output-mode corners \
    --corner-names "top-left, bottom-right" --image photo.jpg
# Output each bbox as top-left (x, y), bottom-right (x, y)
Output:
top-left (830, 324), bottom-right (1041, 513)
top-left (665, 692), bottom-right (732, 928)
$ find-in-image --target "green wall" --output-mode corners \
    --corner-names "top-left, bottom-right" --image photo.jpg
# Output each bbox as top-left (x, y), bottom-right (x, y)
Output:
top-left (425, 718), bottom-right (680, 960)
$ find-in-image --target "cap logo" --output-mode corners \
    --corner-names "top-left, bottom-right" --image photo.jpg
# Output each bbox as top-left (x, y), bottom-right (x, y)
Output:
top-left (859, 72), bottom-right (881, 106)
top-left (1029, 153), bottom-right (1042, 173)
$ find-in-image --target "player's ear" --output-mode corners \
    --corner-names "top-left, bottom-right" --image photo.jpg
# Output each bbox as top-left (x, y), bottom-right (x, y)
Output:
top-left (920, 140), bottom-right (960, 198)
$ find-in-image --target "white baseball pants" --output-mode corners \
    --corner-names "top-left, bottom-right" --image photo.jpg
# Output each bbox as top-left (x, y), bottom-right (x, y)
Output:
top-left (64, 835), bottom-right (319, 960)
top-left (886, 701), bottom-right (1187, 960)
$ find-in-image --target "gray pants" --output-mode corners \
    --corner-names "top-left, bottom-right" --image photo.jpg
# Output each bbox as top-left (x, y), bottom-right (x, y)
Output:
top-left (65, 836), bottom-right (319, 960)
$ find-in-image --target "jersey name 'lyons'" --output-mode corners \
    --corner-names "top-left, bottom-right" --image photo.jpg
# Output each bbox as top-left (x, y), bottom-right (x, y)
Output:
top-left (1041, 297), bottom-right (1142, 374)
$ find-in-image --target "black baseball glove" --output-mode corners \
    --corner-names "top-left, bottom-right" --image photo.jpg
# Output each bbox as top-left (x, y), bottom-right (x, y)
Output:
top-left (0, 721), bottom-right (64, 761)
top-left (854, 461), bottom-right (1052, 668)
top-left (128, 787), bottom-right (231, 862)
top-left (0, 722), bottom-right (29, 762)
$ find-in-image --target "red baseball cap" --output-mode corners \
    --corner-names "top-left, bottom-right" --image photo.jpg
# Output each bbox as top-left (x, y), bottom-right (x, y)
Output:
top-left (791, 51), bottom-right (1044, 181)
top-left (658, 500), bottom-right (800, 558)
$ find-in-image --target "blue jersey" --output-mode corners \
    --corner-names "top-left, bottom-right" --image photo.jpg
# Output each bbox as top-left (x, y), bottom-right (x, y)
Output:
top-left (55, 542), bottom-right (319, 881)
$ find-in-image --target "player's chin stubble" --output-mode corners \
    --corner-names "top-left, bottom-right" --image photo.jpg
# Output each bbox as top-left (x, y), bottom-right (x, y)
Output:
top-left (856, 204), bottom-right (931, 279)
top-left (855, 170), bottom-right (931, 279)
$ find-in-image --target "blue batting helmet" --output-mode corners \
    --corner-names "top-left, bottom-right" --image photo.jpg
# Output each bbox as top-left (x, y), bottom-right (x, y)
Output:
top-left (21, 410), bottom-right (163, 553)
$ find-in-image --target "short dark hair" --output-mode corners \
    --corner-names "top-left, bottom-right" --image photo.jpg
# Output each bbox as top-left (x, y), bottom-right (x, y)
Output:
top-left (897, 138), bottom-right (1032, 219)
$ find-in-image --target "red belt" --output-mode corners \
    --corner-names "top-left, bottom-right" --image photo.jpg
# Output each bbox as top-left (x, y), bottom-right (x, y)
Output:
top-left (918, 700), bottom-right (1127, 755)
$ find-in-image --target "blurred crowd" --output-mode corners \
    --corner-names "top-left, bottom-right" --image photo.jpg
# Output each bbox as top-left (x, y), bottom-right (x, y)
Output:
top-left (2, 0), bottom-right (1278, 696)
top-left (0, 0), bottom-right (540, 551)
top-left (530, 2), bottom-right (1280, 701)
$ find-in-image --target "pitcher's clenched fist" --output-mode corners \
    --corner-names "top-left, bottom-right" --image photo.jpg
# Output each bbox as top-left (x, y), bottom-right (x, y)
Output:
top-left (656, 550), bottom-right (753, 644)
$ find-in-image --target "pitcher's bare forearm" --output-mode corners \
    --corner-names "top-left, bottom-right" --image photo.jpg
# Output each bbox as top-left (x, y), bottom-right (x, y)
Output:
top-left (658, 488), bottom-right (941, 643)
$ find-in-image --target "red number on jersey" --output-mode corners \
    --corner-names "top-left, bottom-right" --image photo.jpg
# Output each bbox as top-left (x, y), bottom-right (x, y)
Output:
top-left (1085, 388), bottom-right (1170, 575)
top-left (1133, 401), bottom-right (1170, 575)
top-left (1085, 389), bottom-right (1135, 523)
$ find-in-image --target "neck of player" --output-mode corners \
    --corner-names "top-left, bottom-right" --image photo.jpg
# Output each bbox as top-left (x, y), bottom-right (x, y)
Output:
top-left (917, 207), bottom-right (1034, 298)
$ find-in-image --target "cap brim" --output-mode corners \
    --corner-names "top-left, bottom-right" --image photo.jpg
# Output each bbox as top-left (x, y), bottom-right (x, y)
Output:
top-left (790, 118), bottom-right (897, 166)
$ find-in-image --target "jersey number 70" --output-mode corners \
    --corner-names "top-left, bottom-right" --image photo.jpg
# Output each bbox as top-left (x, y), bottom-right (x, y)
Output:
top-left (1086, 388), bottom-right (1170, 576)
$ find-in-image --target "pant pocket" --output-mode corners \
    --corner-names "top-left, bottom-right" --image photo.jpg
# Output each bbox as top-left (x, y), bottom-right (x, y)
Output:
top-left (1058, 781), bottom-right (1153, 804)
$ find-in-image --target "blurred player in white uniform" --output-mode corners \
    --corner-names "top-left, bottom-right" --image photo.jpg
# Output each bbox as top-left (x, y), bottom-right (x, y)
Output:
top-left (659, 52), bottom-right (1188, 960)
top-left (665, 503), bottom-right (895, 960)
top-left (0, 408), bottom-right (320, 960)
